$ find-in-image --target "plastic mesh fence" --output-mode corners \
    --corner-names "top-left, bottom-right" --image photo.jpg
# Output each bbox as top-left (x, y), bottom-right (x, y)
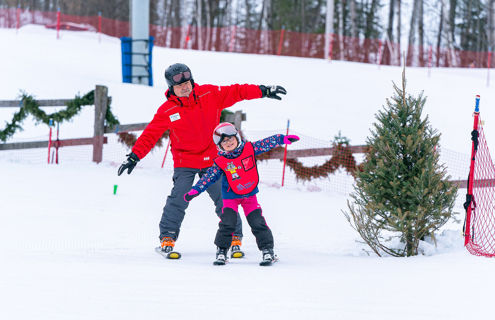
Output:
top-left (465, 118), bottom-right (495, 257)
top-left (0, 128), bottom-right (469, 214)
top-left (1, 7), bottom-right (494, 68)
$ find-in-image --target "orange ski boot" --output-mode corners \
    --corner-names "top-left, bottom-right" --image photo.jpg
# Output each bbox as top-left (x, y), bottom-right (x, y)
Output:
top-left (230, 236), bottom-right (245, 258)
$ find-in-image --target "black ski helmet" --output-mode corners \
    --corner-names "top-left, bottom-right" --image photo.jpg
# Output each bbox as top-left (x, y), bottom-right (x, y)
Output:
top-left (164, 63), bottom-right (194, 89)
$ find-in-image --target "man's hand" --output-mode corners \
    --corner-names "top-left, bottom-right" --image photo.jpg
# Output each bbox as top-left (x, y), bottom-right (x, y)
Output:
top-left (283, 135), bottom-right (300, 145)
top-left (259, 85), bottom-right (287, 100)
top-left (184, 189), bottom-right (200, 202)
top-left (117, 152), bottom-right (140, 176)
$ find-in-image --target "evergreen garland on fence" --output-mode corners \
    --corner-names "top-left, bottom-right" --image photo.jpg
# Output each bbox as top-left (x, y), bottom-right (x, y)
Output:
top-left (259, 142), bottom-right (363, 181)
top-left (0, 90), bottom-right (120, 142)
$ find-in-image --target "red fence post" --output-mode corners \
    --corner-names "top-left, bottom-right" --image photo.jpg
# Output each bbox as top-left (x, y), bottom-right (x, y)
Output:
top-left (229, 25), bottom-right (237, 52)
top-left (376, 39), bottom-right (384, 67)
top-left (16, 5), bottom-right (20, 31)
top-left (487, 51), bottom-right (492, 87)
top-left (328, 33), bottom-right (334, 61)
top-left (98, 11), bottom-right (102, 43)
top-left (56, 7), bottom-right (61, 39)
top-left (47, 119), bottom-right (53, 164)
top-left (55, 122), bottom-right (60, 164)
top-left (427, 45), bottom-right (433, 77)
top-left (277, 28), bottom-right (285, 55)
top-left (183, 24), bottom-right (191, 49)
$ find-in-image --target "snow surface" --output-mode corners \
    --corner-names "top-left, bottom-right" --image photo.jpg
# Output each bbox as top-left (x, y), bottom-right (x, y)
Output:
top-left (1, 25), bottom-right (494, 320)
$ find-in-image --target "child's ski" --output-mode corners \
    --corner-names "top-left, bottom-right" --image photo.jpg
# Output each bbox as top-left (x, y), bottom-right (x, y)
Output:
top-left (213, 258), bottom-right (227, 265)
top-left (155, 247), bottom-right (182, 259)
top-left (259, 255), bottom-right (278, 266)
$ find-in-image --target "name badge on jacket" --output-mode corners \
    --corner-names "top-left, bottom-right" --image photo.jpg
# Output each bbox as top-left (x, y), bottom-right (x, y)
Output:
top-left (169, 113), bottom-right (181, 122)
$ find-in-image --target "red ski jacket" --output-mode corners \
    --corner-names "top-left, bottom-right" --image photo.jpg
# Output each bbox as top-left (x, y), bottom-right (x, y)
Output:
top-left (131, 83), bottom-right (262, 169)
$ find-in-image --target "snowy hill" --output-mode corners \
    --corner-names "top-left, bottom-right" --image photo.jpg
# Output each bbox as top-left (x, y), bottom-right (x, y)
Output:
top-left (1, 25), bottom-right (494, 320)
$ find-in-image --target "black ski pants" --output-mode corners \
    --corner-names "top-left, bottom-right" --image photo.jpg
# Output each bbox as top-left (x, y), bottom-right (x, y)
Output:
top-left (214, 196), bottom-right (273, 250)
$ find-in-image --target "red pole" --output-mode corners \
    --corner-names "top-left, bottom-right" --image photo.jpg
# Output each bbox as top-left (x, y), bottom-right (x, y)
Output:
top-left (16, 5), bottom-right (20, 31)
top-left (229, 25), bottom-right (237, 52)
top-left (56, 7), bottom-right (61, 39)
top-left (98, 11), bottom-right (102, 43)
top-left (376, 39), bottom-right (384, 67)
top-left (55, 122), bottom-right (59, 164)
top-left (161, 138), bottom-right (172, 168)
top-left (328, 33), bottom-right (334, 61)
top-left (281, 119), bottom-right (290, 187)
top-left (427, 45), bottom-right (433, 77)
top-left (47, 119), bottom-right (53, 164)
top-left (277, 28), bottom-right (285, 55)
top-left (183, 24), bottom-right (191, 49)
top-left (465, 95), bottom-right (481, 246)
top-left (487, 51), bottom-right (492, 87)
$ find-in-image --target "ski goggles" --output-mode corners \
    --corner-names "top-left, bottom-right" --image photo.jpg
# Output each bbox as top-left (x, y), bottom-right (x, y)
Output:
top-left (172, 71), bottom-right (191, 83)
top-left (213, 125), bottom-right (238, 145)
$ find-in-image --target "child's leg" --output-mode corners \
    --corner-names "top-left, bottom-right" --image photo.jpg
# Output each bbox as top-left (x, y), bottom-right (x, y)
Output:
top-left (241, 195), bottom-right (274, 250)
top-left (214, 199), bottom-right (241, 249)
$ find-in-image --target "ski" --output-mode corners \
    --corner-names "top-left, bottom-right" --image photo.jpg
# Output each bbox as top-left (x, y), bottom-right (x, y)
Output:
top-left (259, 255), bottom-right (278, 266)
top-left (155, 247), bottom-right (182, 259)
top-left (230, 246), bottom-right (245, 259)
top-left (213, 258), bottom-right (227, 266)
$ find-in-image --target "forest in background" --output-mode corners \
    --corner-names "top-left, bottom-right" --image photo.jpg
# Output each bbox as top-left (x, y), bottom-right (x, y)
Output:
top-left (1, 0), bottom-right (494, 57)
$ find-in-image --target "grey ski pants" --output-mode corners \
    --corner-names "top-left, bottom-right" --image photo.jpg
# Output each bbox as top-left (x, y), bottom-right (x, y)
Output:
top-left (159, 167), bottom-right (243, 241)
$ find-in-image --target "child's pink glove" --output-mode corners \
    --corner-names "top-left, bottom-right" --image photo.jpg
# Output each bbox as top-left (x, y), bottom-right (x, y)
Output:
top-left (284, 135), bottom-right (300, 145)
top-left (184, 189), bottom-right (199, 202)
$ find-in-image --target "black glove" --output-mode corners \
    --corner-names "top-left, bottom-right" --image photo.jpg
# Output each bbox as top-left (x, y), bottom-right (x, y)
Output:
top-left (259, 85), bottom-right (287, 100)
top-left (117, 152), bottom-right (140, 176)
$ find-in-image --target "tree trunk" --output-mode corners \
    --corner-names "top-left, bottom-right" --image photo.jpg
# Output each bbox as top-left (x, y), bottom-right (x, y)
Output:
top-left (324, 0), bottom-right (335, 60)
top-left (387, 0), bottom-right (395, 44)
top-left (407, 0), bottom-right (419, 66)
top-left (350, 0), bottom-right (357, 38)
top-left (418, 0), bottom-right (424, 66)
top-left (436, 1), bottom-right (444, 67)
top-left (197, 0), bottom-right (202, 50)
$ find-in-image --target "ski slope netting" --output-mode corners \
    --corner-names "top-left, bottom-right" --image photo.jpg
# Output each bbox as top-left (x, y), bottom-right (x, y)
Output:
top-left (1, 7), bottom-right (494, 68)
top-left (1, 129), bottom-right (469, 212)
top-left (465, 123), bottom-right (495, 257)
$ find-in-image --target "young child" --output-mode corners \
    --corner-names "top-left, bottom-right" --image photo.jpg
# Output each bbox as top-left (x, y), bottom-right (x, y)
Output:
top-left (183, 122), bottom-right (299, 266)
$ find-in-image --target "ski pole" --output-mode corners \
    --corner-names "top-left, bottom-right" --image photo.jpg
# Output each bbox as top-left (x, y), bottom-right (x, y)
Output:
top-left (281, 119), bottom-right (290, 187)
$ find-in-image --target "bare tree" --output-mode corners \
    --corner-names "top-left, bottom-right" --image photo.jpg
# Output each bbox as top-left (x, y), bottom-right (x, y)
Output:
top-left (387, 0), bottom-right (395, 43)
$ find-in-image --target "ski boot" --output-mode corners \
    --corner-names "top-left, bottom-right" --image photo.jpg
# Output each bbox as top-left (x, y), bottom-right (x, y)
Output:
top-left (213, 247), bottom-right (228, 265)
top-left (230, 235), bottom-right (245, 258)
top-left (259, 248), bottom-right (278, 266)
top-left (156, 237), bottom-right (181, 259)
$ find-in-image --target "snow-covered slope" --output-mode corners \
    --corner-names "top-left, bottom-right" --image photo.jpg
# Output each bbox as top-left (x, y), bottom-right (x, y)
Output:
top-left (1, 25), bottom-right (493, 320)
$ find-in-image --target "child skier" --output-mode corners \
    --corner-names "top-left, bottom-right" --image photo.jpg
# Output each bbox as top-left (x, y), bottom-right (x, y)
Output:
top-left (183, 122), bottom-right (300, 266)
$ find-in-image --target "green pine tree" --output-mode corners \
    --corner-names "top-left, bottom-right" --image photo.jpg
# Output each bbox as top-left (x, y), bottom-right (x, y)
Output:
top-left (343, 69), bottom-right (458, 257)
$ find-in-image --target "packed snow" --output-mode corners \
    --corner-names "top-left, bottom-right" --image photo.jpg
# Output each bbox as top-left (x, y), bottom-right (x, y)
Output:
top-left (1, 25), bottom-right (494, 320)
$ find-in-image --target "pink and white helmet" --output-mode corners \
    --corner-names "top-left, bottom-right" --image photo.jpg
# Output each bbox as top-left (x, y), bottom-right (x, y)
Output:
top-left (212, 122), bottom-right (241, 149)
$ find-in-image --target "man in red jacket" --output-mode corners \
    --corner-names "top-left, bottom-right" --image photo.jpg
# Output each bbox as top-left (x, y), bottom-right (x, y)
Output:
top-left (117, 63), bottom-right (286, 259)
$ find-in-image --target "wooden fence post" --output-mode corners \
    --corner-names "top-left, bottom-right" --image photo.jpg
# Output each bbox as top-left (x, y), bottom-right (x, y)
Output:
top-left (233, 110), bottom-right (243, 130)
top-left (93, 85), bottom-right (108, 163)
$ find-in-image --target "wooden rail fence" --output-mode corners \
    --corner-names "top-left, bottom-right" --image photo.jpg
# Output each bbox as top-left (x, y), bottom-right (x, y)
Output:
top-left (1, 88), bottom-right (471, 188)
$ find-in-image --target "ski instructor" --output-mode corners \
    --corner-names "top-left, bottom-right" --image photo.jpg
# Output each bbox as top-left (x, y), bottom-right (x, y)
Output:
top-left (117, 63), bottom-right (286, 259)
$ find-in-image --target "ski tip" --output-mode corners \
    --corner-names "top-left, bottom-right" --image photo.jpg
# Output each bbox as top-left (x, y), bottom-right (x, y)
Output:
top-left (167, 252), bottom-right (181, 259)
top-left (231, 251), bottom-right (245, 259)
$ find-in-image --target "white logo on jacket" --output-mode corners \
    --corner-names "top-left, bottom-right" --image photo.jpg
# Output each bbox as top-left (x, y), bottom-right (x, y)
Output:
top-left (169, 113), bottom-right (181, 122)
